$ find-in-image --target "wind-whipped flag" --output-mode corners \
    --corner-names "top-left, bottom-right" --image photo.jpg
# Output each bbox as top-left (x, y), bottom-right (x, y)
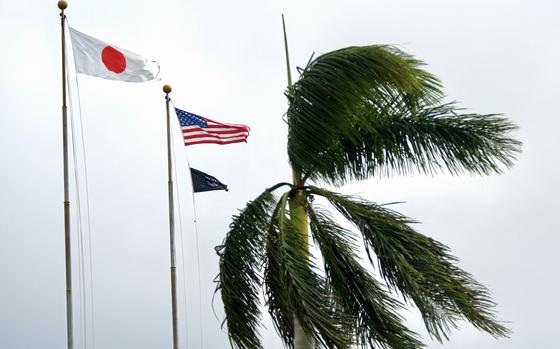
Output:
top-left (190, 168), bottom-right (228, 193)
top-left (69, 27), bottom-right (159, 82)
top-left (175, 108), bottom-right (250, 146)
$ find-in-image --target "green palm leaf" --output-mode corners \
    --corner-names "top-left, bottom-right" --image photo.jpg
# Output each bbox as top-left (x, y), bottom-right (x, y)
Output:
top-left (287, 46), bottom-right (521, 184)
top-left (216, 184), bottom-right (289, 349)
top-left (311, 186), bottom-right (509, 340)
top-left (308, 205), bottom-right (423, 348)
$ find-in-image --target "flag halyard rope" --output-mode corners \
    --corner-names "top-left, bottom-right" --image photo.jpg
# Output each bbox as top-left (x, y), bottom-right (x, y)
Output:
top-left (66, 43), bottom-right (87, 349)
top-left (189, 176), bottom-right (205, 349)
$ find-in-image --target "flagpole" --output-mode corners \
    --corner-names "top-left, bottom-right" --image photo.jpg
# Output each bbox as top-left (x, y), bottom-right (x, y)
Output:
top-left (58, 1), bottom-right (74, 349)
top-left (164, 84), bottom-right (180, 349)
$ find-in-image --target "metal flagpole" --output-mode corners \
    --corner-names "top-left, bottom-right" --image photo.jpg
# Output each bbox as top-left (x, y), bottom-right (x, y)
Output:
top-left (164, 84), bottom-right (180, 349)
top-left (58, 1), bottom-right (74, 349)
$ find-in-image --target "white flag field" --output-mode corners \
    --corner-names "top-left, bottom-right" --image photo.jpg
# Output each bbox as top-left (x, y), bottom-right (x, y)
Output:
top-left (69, 27), bottom-right (159, 83)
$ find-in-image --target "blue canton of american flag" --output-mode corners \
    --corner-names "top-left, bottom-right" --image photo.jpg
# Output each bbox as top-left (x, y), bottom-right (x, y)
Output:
top-left (175, 108), bottom-right (250, 146)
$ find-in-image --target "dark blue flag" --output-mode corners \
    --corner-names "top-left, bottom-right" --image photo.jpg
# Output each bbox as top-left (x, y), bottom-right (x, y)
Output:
top-left (190, 168), bottom-right (228, 193)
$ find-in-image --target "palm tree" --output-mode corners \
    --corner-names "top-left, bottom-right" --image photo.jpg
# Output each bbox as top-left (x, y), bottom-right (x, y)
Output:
top-left (215, 20), bottom-right (521, 349)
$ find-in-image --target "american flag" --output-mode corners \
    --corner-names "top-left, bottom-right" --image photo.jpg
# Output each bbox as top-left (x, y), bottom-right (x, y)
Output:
top-left (175, 108), bottom-right (250, 146)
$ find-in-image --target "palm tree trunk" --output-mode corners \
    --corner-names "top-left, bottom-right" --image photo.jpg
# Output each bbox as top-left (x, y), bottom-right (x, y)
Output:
top-left (294, 317), bottom-right (314, 349)
top-left (289, 172), bottom-right (315, 349)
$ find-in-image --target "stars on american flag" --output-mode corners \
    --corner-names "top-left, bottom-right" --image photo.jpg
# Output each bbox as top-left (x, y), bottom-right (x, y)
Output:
top-left (176, 109), bottom-right (208, 128)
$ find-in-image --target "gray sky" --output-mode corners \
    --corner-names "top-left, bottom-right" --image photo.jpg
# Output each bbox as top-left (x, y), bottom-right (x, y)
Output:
top-left (1, 0), bottom-right (558, 348)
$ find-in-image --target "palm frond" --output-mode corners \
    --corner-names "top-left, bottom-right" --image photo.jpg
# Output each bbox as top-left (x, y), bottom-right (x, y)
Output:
top-left (349, 102), bottom-right (520, 178)
top-left (308, 205), bottom-right (423, 349)
top-left (216, 184), bottom-right (289, 349)
top-left (309, 102), bottom-right (520, 184)
top-left (286, 45), bottom-right (520, 184)
top-left (265, 192), bottom-right (350, 348)
top-left (310, 186), bottom-right (509, 341)
top-left (265, 193), bottom-right (295, 347)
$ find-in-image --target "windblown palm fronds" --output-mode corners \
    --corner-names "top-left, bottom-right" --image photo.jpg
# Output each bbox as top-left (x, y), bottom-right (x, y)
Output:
top-left (216, 44), bottom-right (520, 349)
top-left (287, 46), bottom-right (520, 184)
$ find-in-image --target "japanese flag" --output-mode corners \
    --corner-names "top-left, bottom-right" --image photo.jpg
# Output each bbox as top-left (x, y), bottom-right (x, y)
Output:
top-left (69, 27), bottom-right (159, 83)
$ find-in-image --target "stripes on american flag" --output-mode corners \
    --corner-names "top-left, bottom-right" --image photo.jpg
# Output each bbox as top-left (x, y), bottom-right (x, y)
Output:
top-left (175, 108), bottom-right (250, 146)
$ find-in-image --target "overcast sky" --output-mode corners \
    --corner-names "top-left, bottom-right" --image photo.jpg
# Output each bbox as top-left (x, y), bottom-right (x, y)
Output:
top-left (1, 0), bottom-right (559, 348)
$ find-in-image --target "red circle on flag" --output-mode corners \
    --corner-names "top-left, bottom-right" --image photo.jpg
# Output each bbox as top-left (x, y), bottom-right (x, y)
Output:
top-left (101, 46), bottom-right (126, 73)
